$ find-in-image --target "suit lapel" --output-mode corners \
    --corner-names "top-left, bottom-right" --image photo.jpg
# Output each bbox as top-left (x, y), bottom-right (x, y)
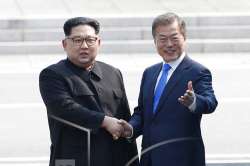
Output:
top-left (147, 64), bottom-right (162, 118)
top-left (154, 56), bottom-right (192, 115)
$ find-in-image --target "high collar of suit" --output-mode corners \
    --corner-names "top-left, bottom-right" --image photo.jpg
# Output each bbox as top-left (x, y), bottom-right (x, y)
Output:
top-left (90, 61), bottom-right (103, 80)
top-left (65, 59), bottom-right (103, 81)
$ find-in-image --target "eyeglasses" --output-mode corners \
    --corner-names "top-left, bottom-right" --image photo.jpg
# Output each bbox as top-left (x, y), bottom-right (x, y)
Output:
top-left (66, 36), bottom-right (98, 47)
top-left (155, 34), bottom-right (182, 46)
top-left (156, 37), bottom-right (179, 45)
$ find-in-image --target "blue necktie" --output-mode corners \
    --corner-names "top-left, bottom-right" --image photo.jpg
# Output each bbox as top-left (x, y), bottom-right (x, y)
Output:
top-left (153, 64), bottom-right (171, 113)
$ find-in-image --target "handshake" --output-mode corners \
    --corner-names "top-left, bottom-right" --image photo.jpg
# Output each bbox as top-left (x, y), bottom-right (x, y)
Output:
top-left (101, 116), bottom-right (133, 140)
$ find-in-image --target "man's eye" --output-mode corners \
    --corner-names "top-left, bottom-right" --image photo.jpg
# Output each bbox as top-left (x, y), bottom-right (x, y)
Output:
top-left (86, 38), bottom-right (96, 43)
top-left (73, 39), bottom-right (82, 43)
top-left (160, 38), bottom-right (166, 41)
top-left (173, 38), bottom-right (180, 42)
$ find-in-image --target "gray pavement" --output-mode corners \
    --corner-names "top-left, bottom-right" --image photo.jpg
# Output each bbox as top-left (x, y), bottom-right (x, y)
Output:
top-left (0, 53), bottom-right (250, 165)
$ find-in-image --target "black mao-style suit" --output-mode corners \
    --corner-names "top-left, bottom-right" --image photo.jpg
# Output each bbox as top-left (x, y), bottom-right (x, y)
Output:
top-left (39, 59), bottom-right (138, 166)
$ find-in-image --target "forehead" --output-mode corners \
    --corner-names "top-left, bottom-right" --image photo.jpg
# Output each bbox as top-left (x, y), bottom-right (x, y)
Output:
top-left (155, 21), bottom-right (181, 36)
top-left (70, 25), bottom-right (96, 36)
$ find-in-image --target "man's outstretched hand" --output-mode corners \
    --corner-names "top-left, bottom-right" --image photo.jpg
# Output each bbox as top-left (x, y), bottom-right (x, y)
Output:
top-left (118, 119), bottom-right (133, 138)
top-left (178, 81), bottom-right (195, 107)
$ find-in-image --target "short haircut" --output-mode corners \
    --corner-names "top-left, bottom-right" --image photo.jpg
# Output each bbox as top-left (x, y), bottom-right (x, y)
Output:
top-left (152, 12), bottom-right (186, 39)
top-left (63, 17), bottom-right (100, 36)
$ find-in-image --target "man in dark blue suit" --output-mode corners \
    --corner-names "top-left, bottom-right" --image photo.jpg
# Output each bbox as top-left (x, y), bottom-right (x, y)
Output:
top-left (120, 12), bottom-right (218, 166)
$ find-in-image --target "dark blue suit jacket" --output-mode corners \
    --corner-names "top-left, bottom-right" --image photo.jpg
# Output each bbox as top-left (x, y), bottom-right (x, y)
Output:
top-left (130, 55), bottom-right (218, 166)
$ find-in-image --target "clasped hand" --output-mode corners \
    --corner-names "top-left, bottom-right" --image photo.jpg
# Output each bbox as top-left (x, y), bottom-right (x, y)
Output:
top-left (101, 116), bottom-right (132, 140)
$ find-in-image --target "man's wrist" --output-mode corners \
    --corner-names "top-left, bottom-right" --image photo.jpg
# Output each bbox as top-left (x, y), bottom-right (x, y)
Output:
top-left (101, 116), bottom-right (109, 128)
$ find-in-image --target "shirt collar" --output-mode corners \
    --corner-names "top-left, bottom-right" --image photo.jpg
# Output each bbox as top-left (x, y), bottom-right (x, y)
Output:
top-left (162, 52), bottom-right (186, 70)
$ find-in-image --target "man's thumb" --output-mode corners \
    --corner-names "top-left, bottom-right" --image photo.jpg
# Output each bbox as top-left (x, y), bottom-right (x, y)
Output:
top-left (188, 81), bottom-right (193, 91)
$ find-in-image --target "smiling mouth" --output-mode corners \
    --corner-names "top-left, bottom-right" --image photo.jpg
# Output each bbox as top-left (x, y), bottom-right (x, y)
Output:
top-left (164, 49), bottom-right (176, 54)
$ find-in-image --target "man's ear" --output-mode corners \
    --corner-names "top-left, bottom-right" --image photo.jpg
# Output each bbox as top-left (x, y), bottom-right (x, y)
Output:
top-left (152, 36), bottom-right (157, 44)
top-left (62, 39), bottom-right (67, 50)
top-left (153, 38), bottom-right (157, 45)
top-left (97, 37), bottom-right (101, 46)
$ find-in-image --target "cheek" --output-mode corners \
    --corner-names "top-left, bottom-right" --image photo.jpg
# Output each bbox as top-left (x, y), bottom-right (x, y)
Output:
top-left (156, 45), bottom-right (164, 52)
top-left (70, 47), bottom-right (79, 53)
top-left (90, 47), bottom-right (99, 54)
top-left (67, 48), bottom-right (79, 57)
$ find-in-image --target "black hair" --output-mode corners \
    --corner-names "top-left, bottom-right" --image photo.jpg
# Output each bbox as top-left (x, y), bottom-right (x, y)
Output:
top-left (63, 17), bottom-right (100, 36)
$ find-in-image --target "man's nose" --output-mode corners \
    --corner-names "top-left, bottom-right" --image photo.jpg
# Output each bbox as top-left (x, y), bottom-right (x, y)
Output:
top-left (80, 39), bottom-right (88, 48)
top-left (165, 39), bottom-right (173, 46)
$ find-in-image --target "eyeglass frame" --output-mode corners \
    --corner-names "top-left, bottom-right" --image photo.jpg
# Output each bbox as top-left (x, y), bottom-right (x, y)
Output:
top-left (65, 35), bottom-right (99, 47)
top-left (155, 33), bottom-right (184, 46)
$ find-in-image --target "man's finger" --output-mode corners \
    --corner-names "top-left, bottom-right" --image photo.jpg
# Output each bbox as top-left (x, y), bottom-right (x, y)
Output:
top-left (186, 90), bottom-right (193, 96)
top-left (178, 97), bottom-right (184, 102)
top-left (188, 81), bottom-right (193, 91)
top-left (113, 134), bottom-right (119, 140)
top-left (118, 119), bottom-right (126, 124)
top-left (184, 93), bottom-right (189, 97)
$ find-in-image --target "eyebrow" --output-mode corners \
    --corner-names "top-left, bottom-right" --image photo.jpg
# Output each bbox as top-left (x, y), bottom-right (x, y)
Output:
top-left (158, 33), bottom-right (178, 38)
top-left (68, 35), bottom-right (97, 38)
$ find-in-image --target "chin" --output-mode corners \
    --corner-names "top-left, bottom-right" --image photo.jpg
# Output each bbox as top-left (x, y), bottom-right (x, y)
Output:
top-left (163, 55), bottom-right (179, 62)
top-left (78, 58), bottom-right (90, 64)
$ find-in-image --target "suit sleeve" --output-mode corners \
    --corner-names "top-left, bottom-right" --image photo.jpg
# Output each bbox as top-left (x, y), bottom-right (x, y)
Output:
top-left (193, 68), bottom-right (218, 114)
top-left (39, 68), bottom-right (105, 130)
top-left (117, 69), bottom-right (132, 121)
top-left (129, 69), bottom-right (147, 139)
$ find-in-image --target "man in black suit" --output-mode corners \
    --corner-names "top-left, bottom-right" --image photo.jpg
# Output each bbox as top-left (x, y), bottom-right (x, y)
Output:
top-left (39, 17), bottom-right (138, 166)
